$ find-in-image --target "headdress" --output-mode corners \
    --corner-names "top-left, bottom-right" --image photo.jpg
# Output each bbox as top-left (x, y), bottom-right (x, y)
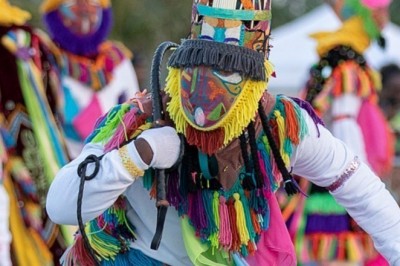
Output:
top-left (166, 0), bottom-right (274, 155)
top-left (310, 0), bottom-right (391, 57)
top-left (41, 0), bottom-right (113, 56)
top-left (328, 0), bottom-right (391, 40)
top-left (40, 0), bottom-right (110, 13)
top-left (0, 0), bottom-right (31, 26)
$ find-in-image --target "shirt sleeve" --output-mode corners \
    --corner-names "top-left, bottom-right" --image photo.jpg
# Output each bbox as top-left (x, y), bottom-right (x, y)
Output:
top-left (291, 109), bottom-right (400, 265)
top-left (46, 143), bottom-right (142, 225)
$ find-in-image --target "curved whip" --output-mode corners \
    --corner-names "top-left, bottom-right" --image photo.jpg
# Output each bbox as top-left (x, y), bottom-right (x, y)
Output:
top-left (149, 41), bottom-right (180, 250)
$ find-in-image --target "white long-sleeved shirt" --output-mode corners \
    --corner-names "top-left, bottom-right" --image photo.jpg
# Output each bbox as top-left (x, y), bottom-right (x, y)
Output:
top-left (47, 108), bottom-right (400, 266)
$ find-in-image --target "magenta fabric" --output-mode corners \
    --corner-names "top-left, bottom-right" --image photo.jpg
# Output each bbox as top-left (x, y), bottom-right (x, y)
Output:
top-left (72, 95), bottom-right (103, 140)
top-left (365, 253), bottom-right (389, 266)
top-left (245, 192), bottom-right (297, 266)
top-left (357, 100), bottom-right (393, 177)
top-left (361, 0), bottom-right (391, 8)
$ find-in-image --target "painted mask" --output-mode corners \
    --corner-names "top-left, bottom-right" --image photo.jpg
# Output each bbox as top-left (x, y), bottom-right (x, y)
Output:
top-left (166, 0), bottom-right (274, 154)
top-left (58, 0), bottom-right (103, 36)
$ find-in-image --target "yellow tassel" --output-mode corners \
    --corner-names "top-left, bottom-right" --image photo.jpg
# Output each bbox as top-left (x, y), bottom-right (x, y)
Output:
top-left (342, 63), bottom-right (351, 94)
top-left (274, 110), bottom-right (290, 166)
top-left (233, 193), bottom-right (250, 245)
top-left (368, 68), bottom-right (382, 91)
top-left (165, 60), bottom-right (274, 147)
top-left (130, 122), bottom-right (152, 139)
top-left (358, 68), bottom-right (370, 98)
top-left (208, 192), bottom-right (221, 254)
top-left (346, 234), bottom-right (363, 262)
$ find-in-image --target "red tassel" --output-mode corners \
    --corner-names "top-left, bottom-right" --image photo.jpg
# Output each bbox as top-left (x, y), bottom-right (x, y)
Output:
top-left (227, 199), bottom-right (240, 252)
top-left (64, 234), bottom-right (97, 266)
top-left (185, 126), bottom-right (225, 155)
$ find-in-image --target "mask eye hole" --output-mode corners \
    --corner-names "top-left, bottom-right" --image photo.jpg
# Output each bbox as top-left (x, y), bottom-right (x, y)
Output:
top-left (213, 71), bottom-right (243, 84)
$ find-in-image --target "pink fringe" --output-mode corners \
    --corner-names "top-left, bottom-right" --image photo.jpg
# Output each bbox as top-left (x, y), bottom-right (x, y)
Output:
top-left (218, 196), bottom-right (232, 249)
top-left (61, 234), bottom-right (97, 266)
top-left (361, 0), bottom-right (391, 8)
top-left (104, 108), bottom-right (146, 152)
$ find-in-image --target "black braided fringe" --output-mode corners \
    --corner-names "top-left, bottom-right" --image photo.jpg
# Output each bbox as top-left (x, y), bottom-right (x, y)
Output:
top-left (168, 39), bottom-right (266, 81)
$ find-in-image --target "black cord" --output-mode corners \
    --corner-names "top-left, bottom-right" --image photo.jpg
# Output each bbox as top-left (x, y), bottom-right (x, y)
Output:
top-left (257, 103), bottom-right (300, 195)
top-left (149, 41), bottom-right (180, 251)
top-left (239, 132), bottom-right (255, 190)
top-left (77, 154), bottom-right (104, 266)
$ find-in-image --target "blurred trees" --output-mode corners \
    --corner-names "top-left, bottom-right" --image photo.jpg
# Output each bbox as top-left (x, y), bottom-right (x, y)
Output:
top-left (9, 0), bottom-right (400, 88)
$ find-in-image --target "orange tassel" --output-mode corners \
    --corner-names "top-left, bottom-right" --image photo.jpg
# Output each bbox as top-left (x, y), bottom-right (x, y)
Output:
top-left (283, 100), bottom-right (300, 144)
top-left (247, 241), bottom-right (256, 256)
top-left (250, 210), bottom-right (261, 235)
top-left (241, 0), bottom-right (254, 9)
top-left (149, 179), bottom-right (157, 199)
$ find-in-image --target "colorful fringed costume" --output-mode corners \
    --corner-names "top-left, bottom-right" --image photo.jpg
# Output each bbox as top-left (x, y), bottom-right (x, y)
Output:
top-left (41, 0), bottom-right (140, 158)
top-left (46, 1), bottom-right (400, 266)
top-left (0, 125), bottom-right (11, 266)
top-left (0, 1), bottom-right (71, 264)
top-left (285, 0), bottom-right (395, 265)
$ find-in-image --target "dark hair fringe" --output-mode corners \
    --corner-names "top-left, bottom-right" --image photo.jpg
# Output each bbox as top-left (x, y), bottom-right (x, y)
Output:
top-left (168, 39), bottom-right (266, 81)
top-left (304, 45), bottom-right (366, 103)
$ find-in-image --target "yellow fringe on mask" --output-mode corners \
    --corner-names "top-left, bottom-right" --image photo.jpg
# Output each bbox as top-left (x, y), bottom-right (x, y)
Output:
top-left (165, 60), bottom-right (274, 147)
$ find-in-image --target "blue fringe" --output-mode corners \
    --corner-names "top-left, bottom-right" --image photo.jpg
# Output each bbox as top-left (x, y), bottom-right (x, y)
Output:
top-left (101, 249), bottom-right (163, 266)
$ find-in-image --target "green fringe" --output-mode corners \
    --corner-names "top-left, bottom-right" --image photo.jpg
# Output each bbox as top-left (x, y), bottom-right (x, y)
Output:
top-left (91, 103), bottom-right (131, 144)
top-left (305, 192), bottom-right (347, 215)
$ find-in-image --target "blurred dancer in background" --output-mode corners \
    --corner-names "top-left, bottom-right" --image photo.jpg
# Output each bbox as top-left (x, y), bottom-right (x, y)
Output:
top-left (41, 0), bottom-right (140, 158)
top-left (285, 0), bottom-right (395, 265)
top-left (0, 126), bottom-right (11, 266)
top-left (0, 0), bottom-right (70, 265)
top-left (380, 63), bottom-right (400, 155)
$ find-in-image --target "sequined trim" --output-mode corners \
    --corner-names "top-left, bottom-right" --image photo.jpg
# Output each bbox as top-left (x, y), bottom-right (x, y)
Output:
top-left (118, 145), bottom-right (144, 178)
top-left (326, 157), bottom-right (360, 192)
